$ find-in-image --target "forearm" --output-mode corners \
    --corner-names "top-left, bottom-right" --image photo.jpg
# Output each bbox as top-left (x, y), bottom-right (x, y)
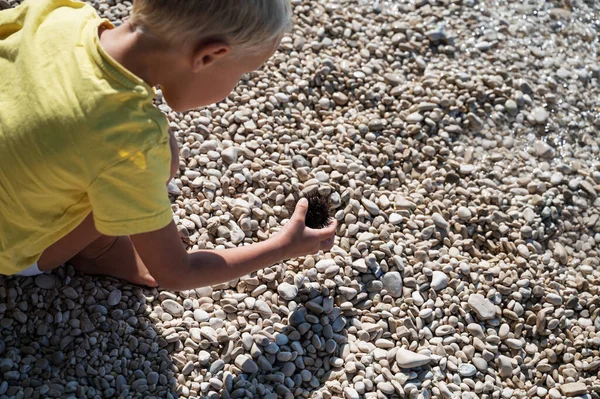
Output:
top-left (133, 205), bottom-right (336, 291)
top-left (179, 236), bottom-right (287, 288)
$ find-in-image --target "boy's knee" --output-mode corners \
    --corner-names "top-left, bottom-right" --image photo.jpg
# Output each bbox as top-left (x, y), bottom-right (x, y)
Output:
top-left (38, 213), bottom-right (102, 270)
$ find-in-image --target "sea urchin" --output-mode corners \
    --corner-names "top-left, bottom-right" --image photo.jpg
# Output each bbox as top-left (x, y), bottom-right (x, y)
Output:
top-left (301, 191), bottom-right (332, 229)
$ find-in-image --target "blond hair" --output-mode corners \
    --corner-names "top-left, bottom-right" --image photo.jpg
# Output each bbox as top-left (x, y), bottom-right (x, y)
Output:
top-left (130, 0), bottom-right (293, 51)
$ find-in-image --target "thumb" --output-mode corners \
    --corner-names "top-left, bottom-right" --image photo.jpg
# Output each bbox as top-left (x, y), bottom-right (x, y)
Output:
top-left (292, 198), bottom-right (309, 221)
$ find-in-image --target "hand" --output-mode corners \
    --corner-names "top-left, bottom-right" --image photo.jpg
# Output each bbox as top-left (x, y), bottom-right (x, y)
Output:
top-left (276, 198), bottom-right (338, 259)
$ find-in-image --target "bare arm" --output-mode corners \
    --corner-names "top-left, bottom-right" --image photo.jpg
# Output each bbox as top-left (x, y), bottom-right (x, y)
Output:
top-left (168, 129), bottom-right (179, 183)
top-left (131, 199), bottom-right (337, 291)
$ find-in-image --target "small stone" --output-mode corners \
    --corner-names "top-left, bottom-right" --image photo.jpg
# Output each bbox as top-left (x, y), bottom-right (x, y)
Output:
top-left (475, 41), bottom-right (491, 51)
top-left (549, 7), bottom-right (572, 19)
top-left (177, 225), bottom-right (189, 238)
top-left (554, 243), bottom-right (568, 265)
top-left (193, 309), bottom-right (210, 323)
top-left (548, 388), bottom-right (562, 399)
top-left (472, 357), bottom-right (488, 372)
top-left (229, 229), bottom-right (245, 244)
top-left (161, 299), bottom-right (184, 317)
top-left (59, 335), bottom-right (75, 351)
top-left (550, 173), bottom-right (564, 185)
top-left (578, 318), bottom-right (592, 328)
top-left (430, 271), bottom-right (448, 291)
top-left (198, 351), bottom-right (210, 365)
top-left (243, 120), bottom-right (257, 130)
top-left (457, 206), bottom-right (472, 220)
top-left (332, 316), bottom-right (346, 332)
top-left (517, 244), bottom-right (530, 258)
top-left (382, 272), bottom-right (403, 298)
top-left (435, 325), bottom-right (455, 336)
top-left (389, 213), bottom-right (402, 225)
top-left (532, 107), bottom-right (549, 125)
top-left (460, 164), bottom-right (475, 175)
top-left (394, 196), bottom-right (414, 211)
top-left (545, 293), bottom-right (563, 306)
top-left (277, 283), bottom-right (298, 301)
top-left (377, 382), bottom-right (395, 395)
top-left (275, 334), bottom-right (288, 346)
top-left (368, 119), bottom-right (384, 131)
top-left (505, 99), bottom-right (518, 115)
top-left (467, 294), bottom-right (496, 320)
top-left (499, 323), bottom-right (510, 340)
top-left (315, 259), bottom-right (336, 272)
top-left (383, 73), bottom-right (402, 86)
top-left (167, 181), bottom-right (182, 196)
top-left (34, 275), bottom-right (58, 290)
top-left (467, 113), bottom-right (484, 129)
top-left (406, 112), bottom-right (424, 123)
top-left (62, 287), bottom-right (78, 300)
top-left (255, 300), bottom-right (272, 315)
top-left (458, 364), bottom-right (477, 377)
top-left (344, 387), bottom-right (360, 399)
top-left (288, 310), bottom-right (306, 327)
top-left (274, 93), bottom-right (289, 103)
top-left (292, 155), bottom-right (310, 168)
top-left (497, 355), bottom-right (514, 378)
top-left (332, 92), bottom-right (349, 106)
top-left (505, 338), bottom-right (523, 350)
top-left (209, 359), bottom-right (225, 374)
top-left (467, 323), bottom-right (485, 339)
top-left (422, 145), bottom-right (435, 157)
top-left (418, 102), bottom-right (437, 112)
top-left (395, 349), bottom-right (431, 368)
top-left (222, 147), bottom-right (239, 164)
top-left (361, 198), bottom-right (379, 215)
top-left (235, 355), bottom-right (259, 374)
top-left (147, 372), bottom-right (159, 386)
top-left (579, 180), bottom-right (597, 197)
top-left (181, 361), bottom-right (194, 375)
top-left (107, 290), bottom-right (122, 307)
top-left (425, 27), bottom-right (447, 42)
top-left (318, 98), bottom-right (330, 109)
top-left (190, 328), bottom-right (202, 342)
top-left (352, 259), bottom-right (368, 273)
top-left (81, 318), bottom-right (94, 333)
top-left (535, 140), bottom-right (554, 158)
top-left (13, 310), bottom-right (27, 324)
top-left (559, 382), bottom-right (587, 397)
top-left (431, 212), bottom-right (449, 229)
top-left (200, 327), bottom-right (218, 344)
top-left (523, 208), bottom-right (535, 223)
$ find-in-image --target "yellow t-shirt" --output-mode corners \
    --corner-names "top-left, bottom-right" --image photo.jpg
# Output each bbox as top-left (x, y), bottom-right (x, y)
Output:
top-left (0, 0), bottom-right (173, 275)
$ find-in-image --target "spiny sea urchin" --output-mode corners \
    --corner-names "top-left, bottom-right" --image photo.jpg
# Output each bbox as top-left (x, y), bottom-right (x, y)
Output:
top-left (300, 191), bottom-right (332, 229)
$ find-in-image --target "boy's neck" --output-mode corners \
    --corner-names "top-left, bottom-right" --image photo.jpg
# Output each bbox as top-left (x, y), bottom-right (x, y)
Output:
top-left (99, 21), bottom-right (165, 88)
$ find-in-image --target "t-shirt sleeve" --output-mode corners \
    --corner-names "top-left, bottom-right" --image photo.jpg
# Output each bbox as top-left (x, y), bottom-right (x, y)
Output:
top-left (88, 144), bottom-right (173, 236)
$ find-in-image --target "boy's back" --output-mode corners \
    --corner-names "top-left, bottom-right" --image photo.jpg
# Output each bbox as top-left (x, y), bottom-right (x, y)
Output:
top-left (0, 0), bottom-right (172, 275)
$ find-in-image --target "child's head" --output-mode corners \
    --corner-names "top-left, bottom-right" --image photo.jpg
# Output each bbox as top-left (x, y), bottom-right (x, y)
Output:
top-left (130, 0), bottom-right (292, 111)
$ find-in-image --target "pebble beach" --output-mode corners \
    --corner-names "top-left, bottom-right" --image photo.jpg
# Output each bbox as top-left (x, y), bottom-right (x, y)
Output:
top-left (1, 0), bottom-right (600, 398)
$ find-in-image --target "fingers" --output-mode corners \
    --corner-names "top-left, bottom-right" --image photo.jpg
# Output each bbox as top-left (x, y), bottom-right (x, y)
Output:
top-left (313, 219), bottom-right (338, 240)
top-left (291, 198), bottom-right (309, 221)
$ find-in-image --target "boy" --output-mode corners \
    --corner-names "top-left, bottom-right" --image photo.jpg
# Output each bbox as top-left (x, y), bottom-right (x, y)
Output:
top-left (0, 0), bottom-right (337, 290)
